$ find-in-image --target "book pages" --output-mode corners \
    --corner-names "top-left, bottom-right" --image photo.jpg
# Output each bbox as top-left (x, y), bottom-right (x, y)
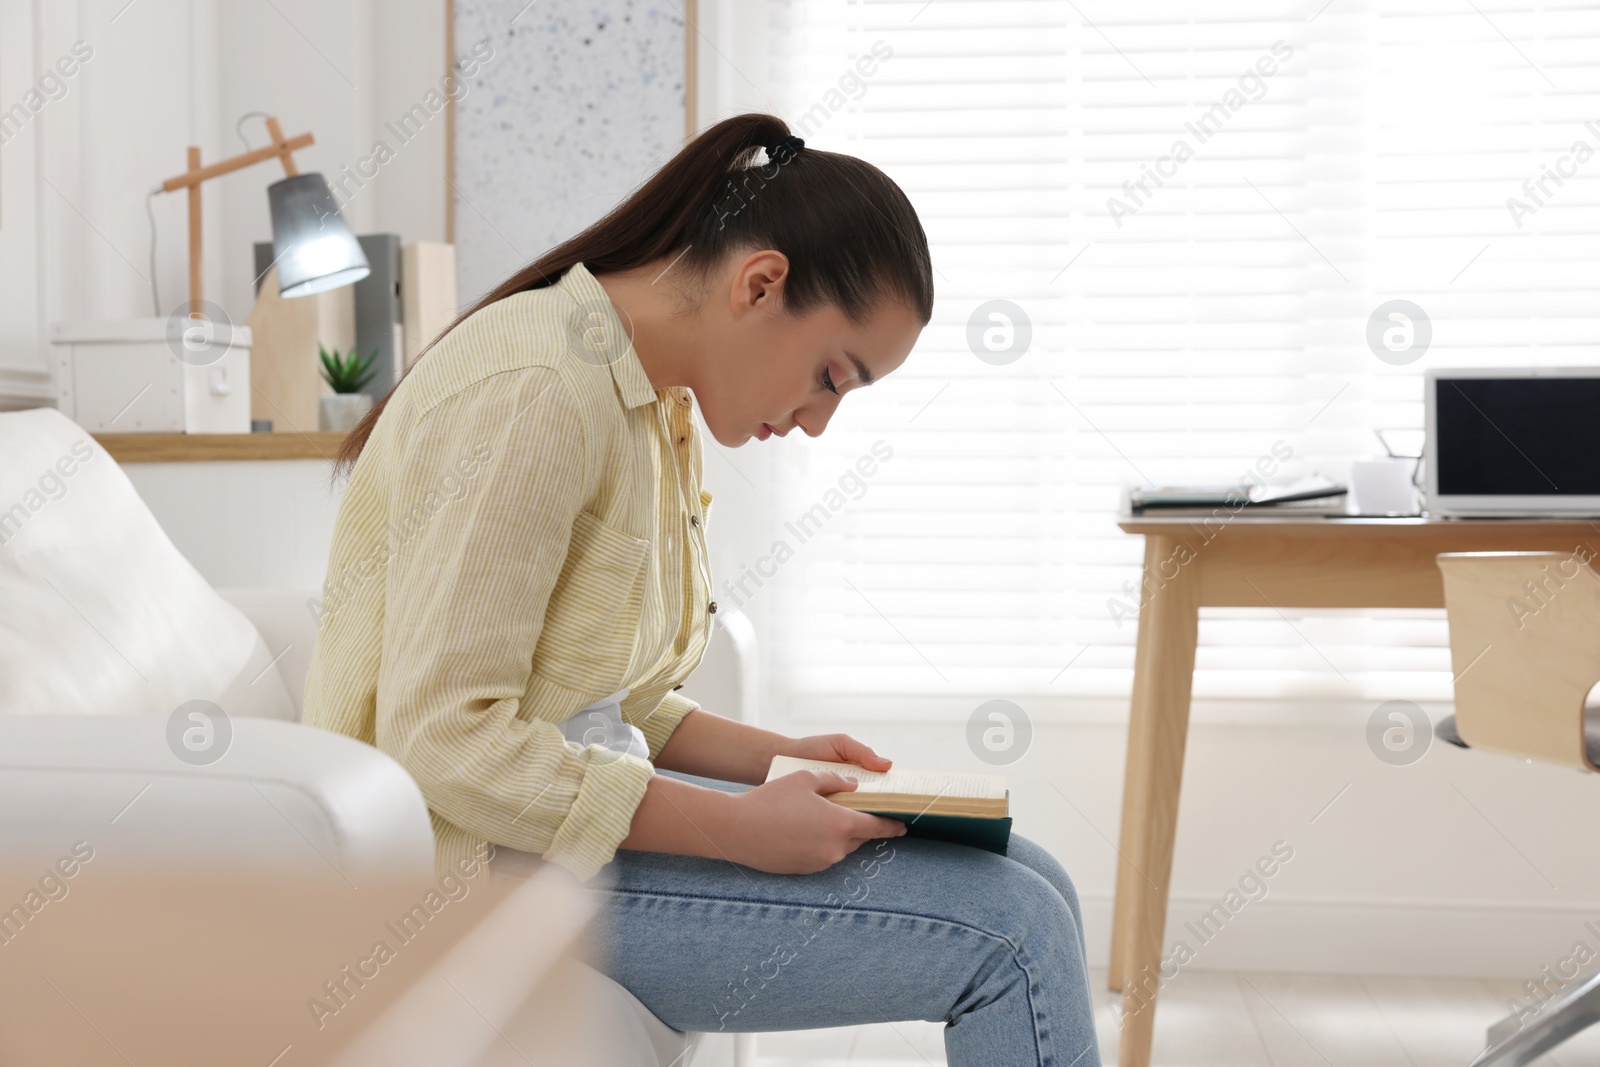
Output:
top-left (766, 755), bottom-right (1006, 801)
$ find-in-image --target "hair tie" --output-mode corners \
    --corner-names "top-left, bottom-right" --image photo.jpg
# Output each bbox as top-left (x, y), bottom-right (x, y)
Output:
top-left (767, 134), bottom-right (804, 162)
top-left (704, 135), bottom-right (806, 230)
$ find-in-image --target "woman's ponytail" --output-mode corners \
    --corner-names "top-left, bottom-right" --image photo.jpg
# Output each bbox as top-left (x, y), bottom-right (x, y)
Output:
top-left (333, 113), bottom-right (931, 477)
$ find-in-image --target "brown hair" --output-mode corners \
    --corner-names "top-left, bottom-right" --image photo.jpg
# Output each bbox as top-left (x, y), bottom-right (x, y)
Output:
top-left (332, 112), bottom-right (934, 478)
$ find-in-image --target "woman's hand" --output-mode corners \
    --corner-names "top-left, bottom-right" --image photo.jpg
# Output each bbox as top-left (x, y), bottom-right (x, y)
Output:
top-left (623, 724), bottom-right (906, 873)
top-left (654, 712), bottom-right (897, 786)
top-left (724, 769), bottom-right (906, 874)
top-left (780, 732), bottom-right (894, 774)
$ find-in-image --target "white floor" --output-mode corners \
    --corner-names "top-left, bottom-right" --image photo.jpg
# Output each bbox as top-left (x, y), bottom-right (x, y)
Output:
top-left (751, 968), bottom-right (1600, 1066)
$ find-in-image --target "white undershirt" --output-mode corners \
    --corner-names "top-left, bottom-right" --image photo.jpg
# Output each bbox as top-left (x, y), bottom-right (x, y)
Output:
top-left (554, 688), bottom-right (648, 761)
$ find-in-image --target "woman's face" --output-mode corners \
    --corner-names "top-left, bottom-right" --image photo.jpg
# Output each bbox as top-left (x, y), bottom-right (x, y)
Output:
top-left (692, 251), bottom-right (924, 447)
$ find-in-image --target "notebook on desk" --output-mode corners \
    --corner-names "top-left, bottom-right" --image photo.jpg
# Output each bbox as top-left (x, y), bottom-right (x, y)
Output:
top-left (1129, 474), bottom-right (1348, 515)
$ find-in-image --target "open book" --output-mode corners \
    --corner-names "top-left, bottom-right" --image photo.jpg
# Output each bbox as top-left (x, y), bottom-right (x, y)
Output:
top-left (765, 755), bottom-right (1013, 855)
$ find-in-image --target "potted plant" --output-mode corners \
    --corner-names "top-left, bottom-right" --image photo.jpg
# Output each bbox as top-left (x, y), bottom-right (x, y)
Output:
top-left (317, 344), bottom-right (379, 431)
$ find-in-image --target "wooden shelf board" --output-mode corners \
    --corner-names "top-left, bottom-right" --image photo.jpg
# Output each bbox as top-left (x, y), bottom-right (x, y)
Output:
top-left (92, 431), bottom-right (349, 463)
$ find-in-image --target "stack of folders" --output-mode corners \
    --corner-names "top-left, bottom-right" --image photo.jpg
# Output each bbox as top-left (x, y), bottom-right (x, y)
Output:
top-left (1128, 474), bottom-right (1349, 516)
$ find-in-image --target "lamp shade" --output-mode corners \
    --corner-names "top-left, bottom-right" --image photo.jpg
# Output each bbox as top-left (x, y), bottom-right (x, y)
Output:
top-left (267, 173), bottom-right (371, 298)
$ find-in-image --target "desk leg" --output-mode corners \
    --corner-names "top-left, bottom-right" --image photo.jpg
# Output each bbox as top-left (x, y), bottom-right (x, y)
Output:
top-left (1108, 534), bottom-right (1199, 1067)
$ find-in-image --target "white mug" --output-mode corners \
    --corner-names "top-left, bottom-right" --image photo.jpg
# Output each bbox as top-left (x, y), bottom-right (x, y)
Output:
top-left (1351, 457), bottom-right (1420, 515)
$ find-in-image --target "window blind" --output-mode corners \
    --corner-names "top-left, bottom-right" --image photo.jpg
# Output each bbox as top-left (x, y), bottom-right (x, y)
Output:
top-left (756, 0), bottom-right (1600, 710)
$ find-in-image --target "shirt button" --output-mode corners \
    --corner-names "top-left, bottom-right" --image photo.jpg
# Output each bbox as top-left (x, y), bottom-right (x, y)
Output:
top-left (708, 600), bottom-right (718, 615)
top-left (690, 515), bottom-right (700, 527)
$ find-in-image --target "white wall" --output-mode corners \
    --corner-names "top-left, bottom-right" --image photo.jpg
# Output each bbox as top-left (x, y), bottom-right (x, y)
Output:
top-left (0, 0), bottom-right (450, 411)
top-left (0, 0), bottom-right (195, 407)
top-left (122, 459), bottom-right (343, 589)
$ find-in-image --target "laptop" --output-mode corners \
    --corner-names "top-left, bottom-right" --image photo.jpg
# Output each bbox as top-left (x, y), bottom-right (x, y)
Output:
top-left (1425, 366), bottom-right (1600, 517)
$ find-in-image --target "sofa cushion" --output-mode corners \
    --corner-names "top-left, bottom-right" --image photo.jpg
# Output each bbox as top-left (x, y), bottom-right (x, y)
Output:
top-left (0, 407), bottom-right (294, 721)
top-left (216, 587), bottom-right (323, 719)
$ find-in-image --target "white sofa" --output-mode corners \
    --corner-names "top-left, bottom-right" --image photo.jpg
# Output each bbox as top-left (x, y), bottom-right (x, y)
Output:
top-left (0, 408), bottom-right (756, 1066)
top-left (228, 587), bottom-right (756, 1067)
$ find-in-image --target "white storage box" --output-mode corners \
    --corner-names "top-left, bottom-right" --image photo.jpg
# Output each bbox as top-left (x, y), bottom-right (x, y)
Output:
top-left (52, 319), bottom-right (252, 434)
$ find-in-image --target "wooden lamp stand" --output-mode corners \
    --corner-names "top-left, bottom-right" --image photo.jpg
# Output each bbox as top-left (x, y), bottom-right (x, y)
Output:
top-left (158, 116), bottom-right (314, 313)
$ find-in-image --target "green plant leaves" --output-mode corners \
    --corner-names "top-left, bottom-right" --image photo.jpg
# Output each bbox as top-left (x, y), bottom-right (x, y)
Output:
top-left (317, 343), bottom-right (380, 394)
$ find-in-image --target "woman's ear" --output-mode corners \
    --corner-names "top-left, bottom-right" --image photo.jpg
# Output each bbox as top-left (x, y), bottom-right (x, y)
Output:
top-left (728, 250), bottom-right (791, 318)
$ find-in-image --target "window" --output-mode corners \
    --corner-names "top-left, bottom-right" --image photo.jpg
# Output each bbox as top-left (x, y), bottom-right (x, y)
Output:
top-left (751, 1), bottom-right (1600, 716)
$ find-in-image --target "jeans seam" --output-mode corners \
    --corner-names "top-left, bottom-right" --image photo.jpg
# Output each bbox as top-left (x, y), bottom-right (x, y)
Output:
top-left (599, 888), bottom-right (1054, 1064)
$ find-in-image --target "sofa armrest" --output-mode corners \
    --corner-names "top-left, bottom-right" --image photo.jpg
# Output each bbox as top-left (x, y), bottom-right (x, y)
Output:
top-left (0, 714), bottom-right (435, 885)
top-left (680, 610), bottom-right (759, 726)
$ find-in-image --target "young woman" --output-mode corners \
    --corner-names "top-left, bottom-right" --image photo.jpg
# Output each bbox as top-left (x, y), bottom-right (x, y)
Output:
top-left (303, 113), bottom-right (1100, 1067)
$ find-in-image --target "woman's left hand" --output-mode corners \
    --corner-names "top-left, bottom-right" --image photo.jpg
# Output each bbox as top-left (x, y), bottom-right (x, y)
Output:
top-left (781, 733), bottom-right (894, 773)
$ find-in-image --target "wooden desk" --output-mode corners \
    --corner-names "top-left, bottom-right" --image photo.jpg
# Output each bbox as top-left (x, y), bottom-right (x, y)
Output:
top-left (1109, 512), bottom-right (1600, 1067)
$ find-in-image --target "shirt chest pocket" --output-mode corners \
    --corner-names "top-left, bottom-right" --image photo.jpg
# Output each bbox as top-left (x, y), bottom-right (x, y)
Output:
top-left (533, 510), bottom-right (651, 696)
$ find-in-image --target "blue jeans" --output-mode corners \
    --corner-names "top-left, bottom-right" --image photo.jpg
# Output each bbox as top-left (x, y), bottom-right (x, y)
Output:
top-left (579, 769), bottom-right (1103, 1067)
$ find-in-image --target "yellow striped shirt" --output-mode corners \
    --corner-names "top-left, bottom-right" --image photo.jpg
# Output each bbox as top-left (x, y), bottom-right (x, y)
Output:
top-left (302, 261), bottom-right (714, 881)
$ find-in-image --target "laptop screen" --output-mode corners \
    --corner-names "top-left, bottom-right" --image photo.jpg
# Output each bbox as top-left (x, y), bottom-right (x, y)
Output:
top-left (1435, 376), bottom-right (1600, 496)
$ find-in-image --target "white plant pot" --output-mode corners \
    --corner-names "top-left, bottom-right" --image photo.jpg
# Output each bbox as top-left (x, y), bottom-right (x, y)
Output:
top-left (319, 393), bottom-right (373, 432)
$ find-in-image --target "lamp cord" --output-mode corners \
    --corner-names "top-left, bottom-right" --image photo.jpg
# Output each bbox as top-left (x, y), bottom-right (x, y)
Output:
top-left (235, 111), bottom-right (271, 151)
top-left (144, 111), bottom-right (276, 317)
top-left (145, 188), bottom-right (161, 316)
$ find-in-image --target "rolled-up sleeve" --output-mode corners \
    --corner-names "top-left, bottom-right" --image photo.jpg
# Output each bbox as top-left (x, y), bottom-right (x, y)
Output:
top-left (375, 367), bottom-right (653, 881)
top-left (624, 689), bottom-right (700, 761)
